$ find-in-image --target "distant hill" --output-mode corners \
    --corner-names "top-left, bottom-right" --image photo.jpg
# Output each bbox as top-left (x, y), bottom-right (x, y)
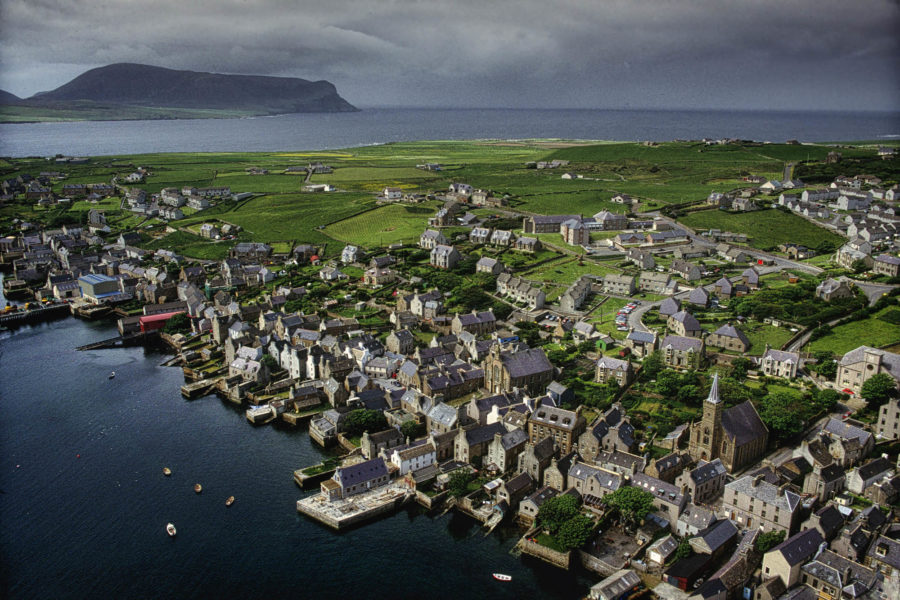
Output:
top-left (0, 90), bottom-right (22, 105)
top-left (8, 63), bottom-right (357, 121)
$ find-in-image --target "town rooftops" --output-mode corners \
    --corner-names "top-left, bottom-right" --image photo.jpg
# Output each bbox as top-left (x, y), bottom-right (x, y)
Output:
top-left (822, 417), bottom-right (872, 446)
top-left (632, 473), bottom-right (683, 506)
top-left (712, 323), bottom-right (750, 345)
top-left (690, 459), bottom-right (726, 486)
top-left (721, 401), bottom-right (768, 446)
top-left (838, 346), bottom-right (900, 379)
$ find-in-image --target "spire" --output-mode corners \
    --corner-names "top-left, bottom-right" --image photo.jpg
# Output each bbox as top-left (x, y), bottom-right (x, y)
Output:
top-left (707, 373), bottom-right (721, 404)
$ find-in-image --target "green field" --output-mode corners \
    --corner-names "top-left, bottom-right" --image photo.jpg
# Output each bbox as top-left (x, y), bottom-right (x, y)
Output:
top-left (679, 208), bottom-right (844, 251)
top-left (324, 203), bottom-right (439, 248)
top-left (809, 306), bottom-right (900, 355)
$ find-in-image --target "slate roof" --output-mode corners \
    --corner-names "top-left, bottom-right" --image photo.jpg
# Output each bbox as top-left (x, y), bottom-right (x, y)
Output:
top-left (427, 402), bottom-right (458, 428)
top-left (725, 476), bottom-right (801, 513)
top-left (690, 459), bottom-right (727, 486)
top-left (627, 330), bottom-right (656, 344)
top-left (712, 323), bottom-right (750, 346)
top-left (856, 456), bottom-right (893, 481)
top-left (661, 335), bottom-right (703, 352)
top-left (823, 417), bottom-right (872, 447)
top-left (499, 428), bottom-right (528, 450)
top-left (839, 346), bottom-right (900, 380)
top-left (335, 457), bottom-right (388, 487)
top-left (769, 529), bottom-right (824, 566)
top-left (688, 287), bottom-right (709, 305)
top-left (501, 347), bottom-right (553, 378)
top-left (721, 401), bottom-right (768, 446)
top-left (691, 519), bottom-right (738, 554)
top-left (523, 485), bottom-right (559, 509)
top-left (678, 504), bottom-right (717, 530)
top-left (531, 405), bottom-right (581, 431)
top-left (631, 473), bottom-right (684, 507)
top-left (659, 297), bottom-right (681, 316)
top-left (464, 422), bottom-right (506, 446)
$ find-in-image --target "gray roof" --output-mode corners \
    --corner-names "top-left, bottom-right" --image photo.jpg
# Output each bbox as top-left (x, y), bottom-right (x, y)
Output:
top-left (823, 417), bottom-right (872, 447)
top-left (659, 297), bottom-right (681, 316)
top-left (660, 335), bottom-right (703, 351)
top-left (838, 346), bottom-right (900, 380)
top-left (501, 347), bottom-right (553, 378)
top-left (770, 528), bottom-right (824, 566)
top-left (762, 348), bottom-right (800, 364)
top-left (688, 287), bottom-right (709, 305)
top-left (678, 504), bottom-right (717, 530)
top-left (523, 485), bottom-right (560, 509)
top-left (721, 401), bottom-right (767, 446)
top-left (499, 428), bottom-right (528, 450)
top-left (712, 323), bottom-right (750, 345)
top-left (531, 405), bottom-right (581, 431)
top-left (627, 330), bottom-right (655, 344)
top-left (631, 473), bottom-right (683, 506)
top-left (335, 457), bottom-right (388, 487)
top-left (691, 519), bottom-right (738, 554)
top-left (427, 402), bottom-right (458, 427)
top-left (725, 476), bottom-right (801, 513)
top-left (690, 459), bottom-right (726, 486)
top-left (464, 422), bottom-right (506, 446)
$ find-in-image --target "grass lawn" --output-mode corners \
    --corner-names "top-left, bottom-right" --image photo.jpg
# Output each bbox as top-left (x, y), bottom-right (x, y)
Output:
top-left (678, 208), bottom-right (843, 251)
top-left (809, 306), bottom-right (900, 355)
top-left (324, 202), bottom-right (439, 248)
top-left (523, 257), bottom-right (617, 285)
top-left (742, 321), bottom-right (797, 355)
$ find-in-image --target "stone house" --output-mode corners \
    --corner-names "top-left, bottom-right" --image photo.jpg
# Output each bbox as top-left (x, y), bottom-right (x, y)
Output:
top-left (430, 245), bottom-right (460, 269)
top-left (706, 323), bottom-right (750, 353)
top-left (527, 404), bottom-right (586, 454)
top-left (723, 475), bottom-right (802, 534)
top-left (595, 356), bottom-right (633, 387)
top-left (603, 273), bottom-right (636, 296)
top-left (660, 335), bottom-right (705, 370)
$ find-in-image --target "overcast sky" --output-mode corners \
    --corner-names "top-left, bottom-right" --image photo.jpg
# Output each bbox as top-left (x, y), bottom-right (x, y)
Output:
top-left (1, 0), bottom-right (898, 111)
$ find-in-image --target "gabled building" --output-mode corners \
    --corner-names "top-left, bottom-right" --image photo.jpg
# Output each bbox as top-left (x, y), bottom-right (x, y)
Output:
top-left (688, 374), bottom-right (768, 472)
top-left (723, 474), bottom-right (802, 534)
top-left (660, 335), bottom-right (705, 370)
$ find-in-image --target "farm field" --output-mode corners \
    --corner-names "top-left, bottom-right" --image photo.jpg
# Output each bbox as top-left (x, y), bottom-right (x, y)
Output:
top-left (678, 208), bottom-right (844, 251)
top-left (323, 203), bottom-right (440, 248)
top-left (809, 306), bottom-right (900, 355)
top-left (0, 139), bottom-right (875, 260)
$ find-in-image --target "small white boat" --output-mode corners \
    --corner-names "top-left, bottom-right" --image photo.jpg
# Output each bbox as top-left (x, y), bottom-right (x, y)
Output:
top-left (226, 495), bottom-right (235, 507)
top-left (108, 371), bottom-right (116, 379)
top-left (166, 523), bottom-right (176, 537)
top-left (162, 467), bottom-right (171, 476)
top-left (194, 483), bottom-right (202, 494)
top-left (492, 573), bottom-right (512, 582)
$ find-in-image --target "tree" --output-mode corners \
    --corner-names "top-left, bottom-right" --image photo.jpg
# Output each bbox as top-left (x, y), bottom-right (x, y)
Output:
top-left (812, 388), bottom-right (841, 414)
top-left (755, 530), bottom-right (786, 553)
top-left (556, 514), bottom-right (595, 551)
top-left (673, 538), bottom-right (693, 561)
top-left (601, 487), bottom-right (655, 526)
top-left (400, 420), bottom-right (425, 441)
top-left (861, 373), bottom-right (898, 406)
top-left (731, 357), bottom-right (753, 380)
top-left (811, 350), bottom-right (837, 380)
top-left (655, 370), bottom-right (681, 397)
top-left (260, 354), bottom-right (279, 372)
top-left (448, 470), bottom-right (474, 498)
top-left (536, 494), bottom-right (581, 534)
top-left (851, 259), bottom-right (869, 274)
top-left (641, 351), bottom-right (663, 380)
top-left (758, 392), bottom-right (804, 441)
top-left (162, 312), bottom-right (191, 334)
top-left (677, 384), bottom-right (701, 404)
top-left (343, 409), bottom-right (389, 437)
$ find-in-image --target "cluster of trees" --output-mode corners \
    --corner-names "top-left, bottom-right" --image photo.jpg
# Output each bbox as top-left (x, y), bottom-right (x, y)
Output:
top-left (447, 470), bottom-right (475, 498)
top-left (343, 409), bottom-right (389, 437)
top-left (757, 387), bottom-right (841, 443)
top-left (536, 494), bottom-right (596, 551)
top-left (162, 312), bottom-right (191, 334)
top-left (731, 281), bottom-right (865, 327)
top-left (600, 487), bottom-right (655, 528)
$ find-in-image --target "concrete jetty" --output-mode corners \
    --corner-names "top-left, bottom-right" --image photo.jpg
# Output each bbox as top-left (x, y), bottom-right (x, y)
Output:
top-left (296, 483), bottom-right (413, 530)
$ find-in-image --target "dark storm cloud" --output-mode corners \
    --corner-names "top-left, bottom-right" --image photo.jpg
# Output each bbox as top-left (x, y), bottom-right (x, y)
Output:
top-left (0, 0), bottom-right (897, 110)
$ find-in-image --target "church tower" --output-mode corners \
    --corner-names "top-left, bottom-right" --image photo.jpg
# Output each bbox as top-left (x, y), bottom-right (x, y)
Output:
top-left (690, 373), bottom-right (724, 462)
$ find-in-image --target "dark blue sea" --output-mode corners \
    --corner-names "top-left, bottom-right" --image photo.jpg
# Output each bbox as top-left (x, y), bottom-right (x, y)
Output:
top-left (1, 107), bottom-right (898, 157)
top-left (0, 311), bottom-right (592, 599)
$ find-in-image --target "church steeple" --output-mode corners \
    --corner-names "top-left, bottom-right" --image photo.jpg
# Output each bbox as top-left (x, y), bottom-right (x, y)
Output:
top-left (706, 372), bottom-right (721, 404)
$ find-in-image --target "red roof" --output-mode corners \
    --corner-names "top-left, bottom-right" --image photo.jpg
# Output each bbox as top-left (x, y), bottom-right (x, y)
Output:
top-left (139, 311), bottom-right (184, 325)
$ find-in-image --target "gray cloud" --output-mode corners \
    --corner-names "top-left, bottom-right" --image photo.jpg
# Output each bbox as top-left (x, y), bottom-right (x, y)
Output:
top-left (0, 0), bottom-right (897, 110)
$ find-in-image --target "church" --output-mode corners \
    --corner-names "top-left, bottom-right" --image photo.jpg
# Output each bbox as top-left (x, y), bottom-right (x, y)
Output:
top-left (688, 374), bottom-right (769, 473)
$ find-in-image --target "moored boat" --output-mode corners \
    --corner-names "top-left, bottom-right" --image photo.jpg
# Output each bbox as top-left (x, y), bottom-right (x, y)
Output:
top-left (492, 573), bottom-right (511, 582)
top-left (166, 523), bottom-right (176, 537)
top-left (108, 371), bottom-right (116, 379)
top-left (163, 467), bottom-right (171, 476)
top-left (226, 495), bottom-right (235, 506)
top-left (194, 483), bottom-right (202, 493)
